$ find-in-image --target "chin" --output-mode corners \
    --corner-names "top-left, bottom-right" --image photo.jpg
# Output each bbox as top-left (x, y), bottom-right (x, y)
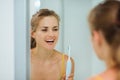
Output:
top-left (45, 46), bottom-right (55, 50)
top-left (45, 43), bottom-right (56, 50)
top-left (47, 48), bottom-right (54, 50)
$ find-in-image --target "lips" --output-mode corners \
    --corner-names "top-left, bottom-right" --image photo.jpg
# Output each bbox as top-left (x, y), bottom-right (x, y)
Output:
top-left (45, 40), bottom-right (55, 44)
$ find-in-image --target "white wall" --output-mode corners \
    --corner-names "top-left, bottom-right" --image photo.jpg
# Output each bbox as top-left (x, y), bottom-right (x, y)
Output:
top-left (63, 0), bottom-right (92, 79)
top-left (14, 0), bottom-right (29, 80)
top-left (0, 0), bottom-right (14, 80)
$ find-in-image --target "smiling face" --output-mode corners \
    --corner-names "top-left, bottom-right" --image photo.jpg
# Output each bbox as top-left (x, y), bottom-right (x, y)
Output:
top-left (32, 16), bottom-right (59, 50)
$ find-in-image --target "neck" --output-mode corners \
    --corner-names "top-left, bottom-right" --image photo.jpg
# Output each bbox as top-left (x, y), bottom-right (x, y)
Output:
top-left (32, 46), bottom-right (55, 60)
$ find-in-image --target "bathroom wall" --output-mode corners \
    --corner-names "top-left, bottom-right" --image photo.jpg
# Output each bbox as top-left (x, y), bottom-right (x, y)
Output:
top-left (0, 0), bottom-right (14, 80)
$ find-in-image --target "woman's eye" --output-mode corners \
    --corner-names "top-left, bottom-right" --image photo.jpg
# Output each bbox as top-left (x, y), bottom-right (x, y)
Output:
top-left (53, 28), bottom-right (59, 31)
top-left (41, 29), bottom-right (47, 32)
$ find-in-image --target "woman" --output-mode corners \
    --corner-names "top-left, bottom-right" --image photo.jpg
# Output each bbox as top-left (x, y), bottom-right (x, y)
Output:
top-left (88, 0), bottom-right (120, 80)
top-left (30, 9), bottom-right (74, 80)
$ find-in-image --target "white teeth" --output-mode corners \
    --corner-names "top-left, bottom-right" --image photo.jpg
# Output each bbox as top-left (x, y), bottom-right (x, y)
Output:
top-left (46, 40), bottom-right (54, 41)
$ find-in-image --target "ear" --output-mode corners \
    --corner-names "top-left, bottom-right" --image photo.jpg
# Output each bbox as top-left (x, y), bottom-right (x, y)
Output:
top-left (92, 30), bottom-right (102, 46)
top-left (31, 30), bottom-right (36, 38)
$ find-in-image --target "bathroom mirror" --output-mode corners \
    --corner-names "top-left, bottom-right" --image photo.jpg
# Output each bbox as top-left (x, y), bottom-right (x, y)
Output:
top-left (28, 0), bottom-right (106, 80)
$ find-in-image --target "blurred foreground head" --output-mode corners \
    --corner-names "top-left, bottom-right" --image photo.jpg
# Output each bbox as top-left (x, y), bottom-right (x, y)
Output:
top-left (88, 0), bottom-right (120, 79)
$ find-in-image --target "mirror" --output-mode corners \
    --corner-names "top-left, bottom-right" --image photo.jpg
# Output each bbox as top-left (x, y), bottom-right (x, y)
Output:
top-left (29, 0), bottom-right (106, 80)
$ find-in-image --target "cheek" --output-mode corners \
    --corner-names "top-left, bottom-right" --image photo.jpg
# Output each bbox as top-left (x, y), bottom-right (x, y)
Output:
top-left (91, 36), bottom-right (103, 59)
top-left (92, 40), bottom-right (99, 55)
top-left (92, 42), bottom-right (97, 53)
top-left (93, 42), bottom-right (103, 59)
top-left (54, 31), bottom-right (59, 37)
top-left (35, 32), bottom-right (44, 40)
top-left (56, 32), bottom-right (59, 37)
top-left (56, 33), bottom-right (59, 39)
top-left (91, 37), bottom-right (96, 49)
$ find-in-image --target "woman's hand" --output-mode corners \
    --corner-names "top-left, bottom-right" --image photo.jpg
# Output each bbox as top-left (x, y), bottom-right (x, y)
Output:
top-left (61, 73), bottom-right (74, 80)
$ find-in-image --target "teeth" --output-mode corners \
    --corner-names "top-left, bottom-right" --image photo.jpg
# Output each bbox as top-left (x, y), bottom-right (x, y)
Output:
top-left (46, 40), bottom-right (54, 41)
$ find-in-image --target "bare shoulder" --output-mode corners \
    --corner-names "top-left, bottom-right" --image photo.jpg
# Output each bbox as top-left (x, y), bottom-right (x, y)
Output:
top-left (54, 50), bottom-right (74, 64)
top-left (53, 49), bottom-right (63, 57)
top-left (54, 49), bottom-right (74, 64)
top-left (87, 74), bottom-right (103, 80)
top-left (87, 76), bottom-right (96, 80)
top-left (61, 53), bottom-right (74, 63)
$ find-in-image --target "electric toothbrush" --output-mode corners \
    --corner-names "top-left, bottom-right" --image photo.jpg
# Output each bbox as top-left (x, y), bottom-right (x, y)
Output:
top-left (66, 45), bottom-right (72, 80)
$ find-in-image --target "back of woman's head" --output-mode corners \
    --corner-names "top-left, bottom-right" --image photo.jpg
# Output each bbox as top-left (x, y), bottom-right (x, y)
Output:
top-left (89, 0), bottom-right (120, 79)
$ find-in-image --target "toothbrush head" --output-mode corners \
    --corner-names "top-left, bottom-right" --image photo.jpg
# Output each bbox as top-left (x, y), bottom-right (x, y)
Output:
top-left (68, 45), bottom-right (71, 58)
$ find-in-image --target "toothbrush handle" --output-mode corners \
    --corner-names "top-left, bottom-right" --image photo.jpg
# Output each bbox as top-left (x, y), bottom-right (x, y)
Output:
top-left (66, 59), bottom-right (72, 80)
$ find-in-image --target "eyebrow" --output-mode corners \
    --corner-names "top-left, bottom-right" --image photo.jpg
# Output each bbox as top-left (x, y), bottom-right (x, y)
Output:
top-left (41, 26), bottom-right (59, 28)
top-left (53, 26), bottom-right (59, 28)
top-left (41, 26), bottom-right (48, 28)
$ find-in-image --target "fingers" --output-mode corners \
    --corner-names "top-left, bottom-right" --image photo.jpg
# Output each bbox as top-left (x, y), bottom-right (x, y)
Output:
top-left (61, 73), bottom-right (74, 80)
top-left (68, 73), bottom-right (74, 78)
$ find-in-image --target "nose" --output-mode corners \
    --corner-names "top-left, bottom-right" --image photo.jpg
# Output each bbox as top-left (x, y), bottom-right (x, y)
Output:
top-left (48, 30), bottom-right (54, 37)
